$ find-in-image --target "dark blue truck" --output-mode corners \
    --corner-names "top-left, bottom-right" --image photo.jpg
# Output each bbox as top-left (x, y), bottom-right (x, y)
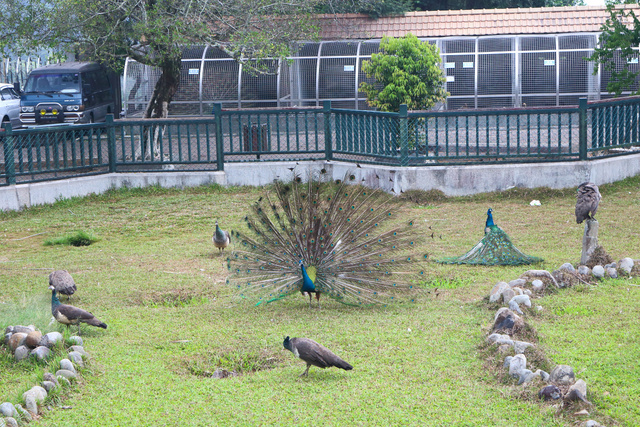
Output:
top-left (18, 62), bottom-right (117, 126)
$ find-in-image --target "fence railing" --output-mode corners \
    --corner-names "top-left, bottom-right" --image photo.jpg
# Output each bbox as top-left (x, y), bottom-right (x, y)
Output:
top-left (2, 97), bottom-right (640, 186)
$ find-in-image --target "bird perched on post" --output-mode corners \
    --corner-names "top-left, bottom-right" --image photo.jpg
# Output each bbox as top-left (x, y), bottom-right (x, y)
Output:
top-left (48, 270), bottom-right (77, 300)
top-left (439, 208), bottom-right (543, 266)
top-left (575, 182), bottom-right (601, 224)
top-left (227, 171), bottom-right (425, 307)
top-left (283, 336), bottom-right (353, 377)
top-left (213, 220), bottom-right (231, 253)
top-left (49, 286), bottom-right (107, 335)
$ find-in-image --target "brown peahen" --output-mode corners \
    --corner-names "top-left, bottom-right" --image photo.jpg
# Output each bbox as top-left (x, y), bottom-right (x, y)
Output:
top-left (226, 172), bottom-right (425, 307)
top-left (438, 208), bottom-right (543, 266)
top-left (575, 182), bottom-right (601, 224)
top-left (49, 286), bottom-right (107, 335)
top-left (48, 270), bottom-right (77, 300)
top-left (283, 336), bottom-right (353, 377)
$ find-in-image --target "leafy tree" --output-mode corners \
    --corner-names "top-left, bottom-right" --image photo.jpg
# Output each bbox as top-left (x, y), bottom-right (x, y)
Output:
top-left (589, 4), bottom-right (640, 96)
top-left (359, 34), bottom-right (448, 112)
top-left (317, 0), bottom-right (412, 18)
top-left (2, 0), bottom-right (321, 119)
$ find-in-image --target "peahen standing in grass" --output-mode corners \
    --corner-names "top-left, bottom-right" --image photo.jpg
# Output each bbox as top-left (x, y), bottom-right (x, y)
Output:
top-left (227, 172), bottom-right (425, 307)
top-left (575, 182), bottom-right (601, 224)
top-left (49, 286), bottom-right (107, 335)
top-left (283, 336), bottom-right (353, 377)
top-left (49, 270), bottom-right (77, 300)
top-left (213, 220), bottom-right (231, 253)
top-left (438, 208), bottom-right (543, 266)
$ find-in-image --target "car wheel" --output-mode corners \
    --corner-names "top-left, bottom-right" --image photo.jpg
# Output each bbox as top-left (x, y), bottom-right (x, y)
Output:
top-left (1, 117), bottom-right (9, 130)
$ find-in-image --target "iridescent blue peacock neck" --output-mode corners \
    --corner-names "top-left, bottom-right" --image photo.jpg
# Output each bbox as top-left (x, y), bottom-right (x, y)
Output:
top-left (439, 208), bottom-right (542, 266)
top-left (227, 172), bottom-right (426, 307)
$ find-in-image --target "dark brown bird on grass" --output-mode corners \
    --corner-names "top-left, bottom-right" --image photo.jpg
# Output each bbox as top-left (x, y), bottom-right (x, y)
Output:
top-left (575, 182), bottom-right (602, 224)
top-left (283, 336), bottom-right (353, 377)
top-left (49, 270), bottom-right (77, 300)
top-left (49, 286), bottom-right (107, 335)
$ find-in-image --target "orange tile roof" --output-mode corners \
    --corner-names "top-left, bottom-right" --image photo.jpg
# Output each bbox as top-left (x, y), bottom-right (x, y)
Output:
top-left (317, 5), bottom-right (639, 40)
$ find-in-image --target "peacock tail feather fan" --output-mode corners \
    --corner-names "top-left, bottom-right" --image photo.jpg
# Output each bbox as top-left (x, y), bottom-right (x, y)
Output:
top-left (226, 172), bottom-right (426, 307)
top-left (438, 208), bottom-right (543, 266)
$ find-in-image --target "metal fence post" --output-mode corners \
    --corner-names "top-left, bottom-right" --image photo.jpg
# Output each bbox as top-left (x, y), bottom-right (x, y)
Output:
top-left (106, 114), bottom-right (117, 172)
top-left (2, 123), bottom-right (16, 185)
top-left (213, 103), bottom-right (224, 171)
top-left (323, 100), bottom-right (333, 161)
top-left (578, 98), bottom-right (587, 160)
top-left (399, 104), bottom-right (408, 166)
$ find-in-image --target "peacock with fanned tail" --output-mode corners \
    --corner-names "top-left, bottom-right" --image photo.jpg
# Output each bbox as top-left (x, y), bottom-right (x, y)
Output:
top-left (226, 172), bottom-right (426, 307)
top-left (438, 208), bottom-right (543, 266)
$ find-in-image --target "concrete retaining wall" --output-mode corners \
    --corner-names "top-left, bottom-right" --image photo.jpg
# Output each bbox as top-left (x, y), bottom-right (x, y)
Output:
top-left (2, 153), bottom-right (639, 211)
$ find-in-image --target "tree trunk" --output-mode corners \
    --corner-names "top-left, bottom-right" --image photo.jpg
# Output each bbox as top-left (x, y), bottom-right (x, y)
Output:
top-left (580, 219), bottom-right (598, 265)
top-left (141, 56), bottom-right (180, 159)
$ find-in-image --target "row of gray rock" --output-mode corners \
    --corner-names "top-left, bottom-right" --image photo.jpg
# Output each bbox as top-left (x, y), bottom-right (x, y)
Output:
top-left (5, 324), bottom-right (86, 362)
top-left (1, 325), bottom-right (89, 426)
top-left (563, 257), bottom-right (634, 280)
top-left (484, 259), bottom-right (632, 427)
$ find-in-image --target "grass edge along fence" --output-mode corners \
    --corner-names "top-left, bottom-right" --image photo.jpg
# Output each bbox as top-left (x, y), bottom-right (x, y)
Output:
top-left (2, 96), bottom-right (640, 186)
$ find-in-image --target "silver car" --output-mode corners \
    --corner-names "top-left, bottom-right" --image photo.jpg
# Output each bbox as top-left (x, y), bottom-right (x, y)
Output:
top-left (0, 82), bottom-right (21, 130)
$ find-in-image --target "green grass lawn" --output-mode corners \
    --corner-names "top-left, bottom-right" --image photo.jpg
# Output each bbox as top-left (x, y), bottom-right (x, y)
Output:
top-left (1, 178), bottom-right (639, 426)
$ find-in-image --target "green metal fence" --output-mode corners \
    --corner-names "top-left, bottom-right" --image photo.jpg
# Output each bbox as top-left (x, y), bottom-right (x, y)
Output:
top-left (2, 97), bottom-right (640, 186)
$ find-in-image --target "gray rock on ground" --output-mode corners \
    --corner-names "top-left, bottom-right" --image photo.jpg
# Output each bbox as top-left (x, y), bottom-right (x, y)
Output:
top-left (511, 294), bottom-right (532, 308)
top-left (513, 341), bottom-right (534, 354)
top-left (12, 325), bottom-right (35, 334)
top-left (565, 379), bottom-right (591, 404)
top-left (39, 331), bottom-right (63, 348)
top-left (68, 336), bottom-right (83, 346)
top-left (584, 420), bottom-right (603, 427)
top-left (23, 394), bottom-right (37, 416)
top-left (619, 257), bottom-right (634, 274)
top-left (508, 299), bottom-right (523, 315)
top-left (607, 268), bottom-right (618, 279)
top-left (4, 417), bottom-right (18, 427)
top-left (509, 279), bottom-right (526, 288)
top-left (56, 369), bottom-right (77, 380)
top-left (558, 263), bottom-right (576, 273)
top-left (549, 365), bottom-right (575, 385)
top-left (531, 279), bottom-right (544, 291)
top-left (42, 381), bottom-right (57, 392)
top-left (520, 270), bottom-right (560, 288)
top-left (22, 386), bottom-right (47, 404)
top-left (30, 346), bottom-right (51, 361)
top-left (59, 359), bottom-right (76, 374)
top-left (509, 354), bottom-right (527, 378)
top-left (487, 333), bottom-right (514, 346)
top-left (577, 265), bottom-right (591, 275)
top-left (14, 404), bottom-right (32, 422)
top-left (503, 356), bottom-right (513, 368)
top-left (14, 345), bottom-right (29, 361)
top-left (69, 345), bottom-right (88, 357)
top-left (592, 265), bottom-right (605, 278)
top-left (516, 369), bottom-right (541, 385)
top-left (0, 402), bottom-right (17, 417)
top-left (68, 351), bottom-right (85, 367)
top-left (42, 373), bottom-right (58, 385)
top-left (490, 282), bottom-right (509, 303)
top-left (501, 287), bottom-right (516, 304)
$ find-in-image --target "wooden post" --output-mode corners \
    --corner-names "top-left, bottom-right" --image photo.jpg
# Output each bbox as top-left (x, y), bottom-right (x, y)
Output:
top-left (580, 219), bottom-right (598, 265)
